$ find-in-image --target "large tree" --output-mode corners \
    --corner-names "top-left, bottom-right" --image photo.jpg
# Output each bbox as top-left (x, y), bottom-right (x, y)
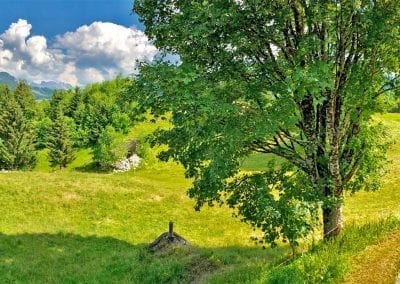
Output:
top-left (133, 1), bottom-right (400, 242)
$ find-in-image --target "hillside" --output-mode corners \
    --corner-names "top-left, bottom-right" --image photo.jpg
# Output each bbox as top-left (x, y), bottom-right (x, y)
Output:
top-left (0, 114), bottom-right (399, 282)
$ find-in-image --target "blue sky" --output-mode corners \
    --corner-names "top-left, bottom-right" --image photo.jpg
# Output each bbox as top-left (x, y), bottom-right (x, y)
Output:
top-left (0, 0), bottom-right (142, 40)
top-left (0, 0), bottom-right (157, 85)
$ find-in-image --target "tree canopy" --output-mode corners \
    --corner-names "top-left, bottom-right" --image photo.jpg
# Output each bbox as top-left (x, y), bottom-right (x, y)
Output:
top-left (133, 0), bottom-right (400, 243)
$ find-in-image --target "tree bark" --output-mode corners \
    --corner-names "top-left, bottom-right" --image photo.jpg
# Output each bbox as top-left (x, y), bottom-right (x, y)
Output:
top-left (323, 203), bottom-right (343, 238)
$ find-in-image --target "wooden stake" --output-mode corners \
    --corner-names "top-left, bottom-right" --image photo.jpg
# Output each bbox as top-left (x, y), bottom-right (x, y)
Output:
top-left (168, 221), bottom-right (174, 240)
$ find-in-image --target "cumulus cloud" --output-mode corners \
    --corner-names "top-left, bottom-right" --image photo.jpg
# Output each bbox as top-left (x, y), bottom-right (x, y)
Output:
top-left (0, 19), bottom-right (157, 86)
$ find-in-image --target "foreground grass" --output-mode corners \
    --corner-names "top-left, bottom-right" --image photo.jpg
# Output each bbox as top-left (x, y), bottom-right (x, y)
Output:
top-left (344, 228), bottom-right (400, 284)
top-left (265, 218), bottom-right (400, 283)
top-left (1, 114), bottom-right (400, 282)
top-left (0, 161), bottom-right (285, 282)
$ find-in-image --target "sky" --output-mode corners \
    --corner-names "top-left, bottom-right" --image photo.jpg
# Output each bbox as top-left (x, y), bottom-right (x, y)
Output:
top-left (0, 0), bottom-right (158, 86)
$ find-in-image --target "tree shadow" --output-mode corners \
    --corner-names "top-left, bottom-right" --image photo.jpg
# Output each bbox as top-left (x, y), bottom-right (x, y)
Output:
top-left (0, 232), bottom-right (284, 283)
top-left (73, 162), bottom-right (111, 173)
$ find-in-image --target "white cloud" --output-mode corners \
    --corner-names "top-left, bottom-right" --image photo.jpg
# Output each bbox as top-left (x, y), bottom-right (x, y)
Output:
top-left (26, 36), bottom-right (52, 65)
top-left (57, 62), bottom-right (78, 86)
top-left (80, 67), bottom-right (105, 83)
top-left (0, 19), bottom-right (157, 86)
top-left (55, 21), bottom-right (157, 80)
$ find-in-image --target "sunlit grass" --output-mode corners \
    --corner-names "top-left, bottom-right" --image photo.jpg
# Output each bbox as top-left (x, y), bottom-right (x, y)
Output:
top-left (1, 117), bottom-right (285, 282)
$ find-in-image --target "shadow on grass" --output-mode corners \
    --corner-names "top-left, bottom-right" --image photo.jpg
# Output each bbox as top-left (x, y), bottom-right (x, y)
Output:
top-left (0, 233), bottom-right (283, 283)
top-left (73, 162), bottom-right (112, 173)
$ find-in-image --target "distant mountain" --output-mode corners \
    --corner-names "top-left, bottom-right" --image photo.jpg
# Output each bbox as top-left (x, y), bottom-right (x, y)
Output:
top-left (0, 72), bottom-right (18, 88)
top-left (0, 71), bottom-right (72, 100)
top-left (31, 80), bottom-right (72, 90)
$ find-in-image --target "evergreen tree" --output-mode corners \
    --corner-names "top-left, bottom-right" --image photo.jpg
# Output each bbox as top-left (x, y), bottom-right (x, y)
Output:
top-left (47, 114), bottom-right (75, 170)
top-left (0, 84), bottom-right (12, 109)
top-left (34, 117), bottom-right (52, 149)
top-left (0, 99), bottom-right (36, 170)
top-left (14, 81), bottom-right (36, 119)
top-left (67, 87), bottom-right (84, 117)
top-left (49, 90), bottom-right (67, 120)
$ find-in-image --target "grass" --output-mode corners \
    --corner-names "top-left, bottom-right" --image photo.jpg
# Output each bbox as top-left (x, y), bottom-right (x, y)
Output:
top-left (1, 164), bottom-right (284, 282)
top-left (1, 117), bottom-right (285, 282)
top-left (264, 218), bottom-right (400, 283)
top-left (0, 114), bottom-right (400, 282)
top-left (344, 228), bottom-right (400, 284)
top-left (344, 114), bottom-right (400, 223)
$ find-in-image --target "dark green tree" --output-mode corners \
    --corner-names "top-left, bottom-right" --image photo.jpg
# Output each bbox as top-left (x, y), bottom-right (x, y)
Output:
top-left (48, 90), bottom-right (72, 120)
top-left (0, 84), bottom-right (12, 109)
top-left (134, 0), bottom-right (400, 243)
top-left (34, 117), bottom-right (52, 149)
top-left (47, 114), bottom-right (76, 170)
top-left (67, 87), bottom-right (84, 117)
top-left (0, 98), bottom-right (36, 170)
top-left (13, 81), bottom-right (36, 119)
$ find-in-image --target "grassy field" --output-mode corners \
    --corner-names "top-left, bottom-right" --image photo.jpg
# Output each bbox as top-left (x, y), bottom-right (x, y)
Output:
top-left (0, 114), bottom-right (400, 283)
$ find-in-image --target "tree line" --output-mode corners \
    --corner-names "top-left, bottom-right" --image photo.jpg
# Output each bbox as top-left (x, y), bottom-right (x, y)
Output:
top-left (0, 76), bottom-right (137, 171)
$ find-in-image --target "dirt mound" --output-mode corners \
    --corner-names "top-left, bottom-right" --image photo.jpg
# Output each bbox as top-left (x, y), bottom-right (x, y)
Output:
top-left (148, 222), bottom-right (190, 252)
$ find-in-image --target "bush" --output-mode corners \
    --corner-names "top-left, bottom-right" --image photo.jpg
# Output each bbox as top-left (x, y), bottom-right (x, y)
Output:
top-left (92, 125), bottom-right (125, 169)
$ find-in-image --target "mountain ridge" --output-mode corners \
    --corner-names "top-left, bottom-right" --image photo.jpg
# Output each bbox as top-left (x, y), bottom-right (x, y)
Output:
top-left (0, 71), bottom-right (72, 100)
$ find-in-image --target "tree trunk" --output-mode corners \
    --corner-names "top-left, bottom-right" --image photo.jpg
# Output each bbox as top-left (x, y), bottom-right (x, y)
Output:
top-left (323, 203), bottom-right (343, 239)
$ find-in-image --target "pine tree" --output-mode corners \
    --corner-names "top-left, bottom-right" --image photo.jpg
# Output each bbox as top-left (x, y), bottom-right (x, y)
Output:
top-left (14, 81), bottom-right (36, 119)
top-left (47, 114), bottom-right (75, 170)
top-left (0, 99), bottom-right (36, 170)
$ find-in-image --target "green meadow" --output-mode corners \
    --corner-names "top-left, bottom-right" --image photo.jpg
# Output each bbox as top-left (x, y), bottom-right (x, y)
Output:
top-left (0, 114), bottom-right (400, 283)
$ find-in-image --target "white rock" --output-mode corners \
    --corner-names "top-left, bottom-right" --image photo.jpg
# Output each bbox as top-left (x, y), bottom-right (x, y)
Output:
top-left (113, 154), bottom-right (142, 172)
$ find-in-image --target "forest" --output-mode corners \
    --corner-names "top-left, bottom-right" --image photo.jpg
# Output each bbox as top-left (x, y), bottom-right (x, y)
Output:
top-left (0, 77), bottom-right (138, 171)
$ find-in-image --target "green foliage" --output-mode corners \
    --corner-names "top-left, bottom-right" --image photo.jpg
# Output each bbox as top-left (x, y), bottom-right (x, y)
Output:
top-left (47, 115), bottom-right (76, 169)
top-left (134, 0), bottom-right (400, 242)
top-left (48, 89), bottom-right (73, 120)
top-left (0, 76), bottom-right (138, 172)
top-left (13, 81), bottom-right (36, 119)
top-left (111, 112), bottom-right (131, 134)
top-left (42, 77), bottom-right (133, 147)
top-left (92, 125), bottom-right (125, 169)
top-left (226, 163), bottom-right (319, 250)
top-left (68, 77), bottom-right (132, 145)
top-left (34, 116), bottom-right (52, 149)
top-left (0, 91), bottom-right (36, 170)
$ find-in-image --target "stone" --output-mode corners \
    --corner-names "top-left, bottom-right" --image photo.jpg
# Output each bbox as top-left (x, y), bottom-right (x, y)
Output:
top-left (112, 154), bottom-right (141, 172)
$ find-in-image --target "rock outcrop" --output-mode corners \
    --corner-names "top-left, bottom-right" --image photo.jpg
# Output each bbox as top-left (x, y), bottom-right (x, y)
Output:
top-left (112, 154), bottom-right (141, 172)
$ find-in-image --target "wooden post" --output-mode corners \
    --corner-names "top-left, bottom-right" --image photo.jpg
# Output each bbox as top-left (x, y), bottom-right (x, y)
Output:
top-left (168, 221), bottom-right (174, 240)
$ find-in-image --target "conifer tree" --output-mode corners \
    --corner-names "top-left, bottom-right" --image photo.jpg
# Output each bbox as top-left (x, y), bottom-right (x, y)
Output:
top-left (0, 98), bottom-right (36, 170)
top-left (47, 114), bottom-right (76, 170)
top-left (14, 81), bottom-right (36, 119)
